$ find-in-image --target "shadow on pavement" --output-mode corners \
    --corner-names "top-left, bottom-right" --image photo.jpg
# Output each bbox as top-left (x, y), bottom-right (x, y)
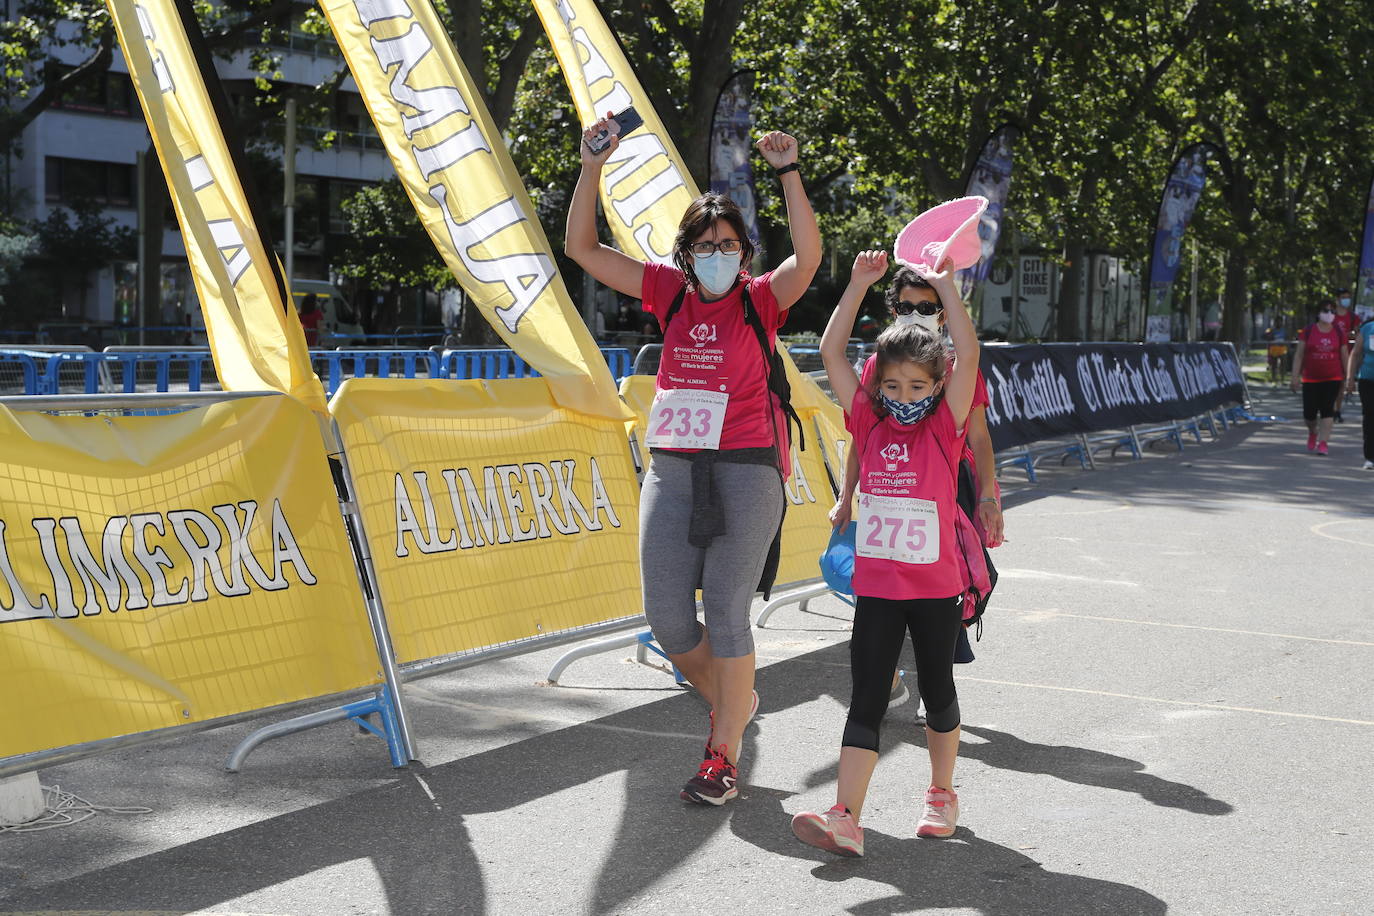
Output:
top-left (728, 792), bottom-right (1166, 916)
top-left (0, 637), bottom-right (1186, 915)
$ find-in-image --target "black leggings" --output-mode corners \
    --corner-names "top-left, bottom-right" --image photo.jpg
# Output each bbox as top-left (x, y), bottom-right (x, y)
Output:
top-left (843, 594), bottom-right (963, 752)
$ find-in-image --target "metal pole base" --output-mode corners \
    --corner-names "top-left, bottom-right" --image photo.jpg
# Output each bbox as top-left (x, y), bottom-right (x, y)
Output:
top-left (755, 582), bottom-right (833, 629)
top-left (225, 686), bottom-right (409, 773)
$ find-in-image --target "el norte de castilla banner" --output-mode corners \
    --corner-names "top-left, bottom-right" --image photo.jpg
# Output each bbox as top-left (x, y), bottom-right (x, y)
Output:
top-left (979, 342), bottom-right (1247, 452)
top-left (318, 0), bottom-right (624, 419)
top-left (106, 0), bottom-right (326, 417)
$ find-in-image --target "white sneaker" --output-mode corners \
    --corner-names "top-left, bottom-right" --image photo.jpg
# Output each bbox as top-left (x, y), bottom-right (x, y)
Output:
top-left (916, 785), bottom-right (960, 838)
top-left (1363, 460), bottom-right (1374, 470)
top-left (888, 673), bottom-right (910, 709)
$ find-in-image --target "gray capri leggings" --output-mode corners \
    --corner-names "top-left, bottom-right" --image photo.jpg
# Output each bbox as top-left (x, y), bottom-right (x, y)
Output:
top-left (640, 451), bottom-right (785, 658)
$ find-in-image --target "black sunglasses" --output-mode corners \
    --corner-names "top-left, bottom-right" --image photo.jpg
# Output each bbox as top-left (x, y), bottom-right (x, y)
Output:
top-left (893, 301), bottom-right (942, 317)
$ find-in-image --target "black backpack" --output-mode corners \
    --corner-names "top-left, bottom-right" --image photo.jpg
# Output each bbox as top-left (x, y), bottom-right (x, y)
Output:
top-left (660, 282), bottom-right (805, 456)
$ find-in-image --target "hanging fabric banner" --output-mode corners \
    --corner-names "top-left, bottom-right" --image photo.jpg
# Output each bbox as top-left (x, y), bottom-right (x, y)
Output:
top-left (318, 0), bottom-right (625, 420)
top-left (709, 69), bottom-right (761, 245)
top-left (957, 125), bottom-right (1018, 302)
top-left (532, 0), bottom-right (699, 262)
top-left (1144, 144), bottom-right (1212, 342)
top-left (105, 0), bottom-right (327, 417)
top-left (1356, 173), bottom-right (1374, 323)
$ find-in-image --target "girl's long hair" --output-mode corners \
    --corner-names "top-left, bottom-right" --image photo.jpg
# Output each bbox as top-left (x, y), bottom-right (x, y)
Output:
top-left (867, 323), bottom-right (947, 418)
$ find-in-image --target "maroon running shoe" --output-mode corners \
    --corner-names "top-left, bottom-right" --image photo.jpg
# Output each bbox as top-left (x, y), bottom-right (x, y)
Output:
top-left (681, 745), bottom-right (739, 806)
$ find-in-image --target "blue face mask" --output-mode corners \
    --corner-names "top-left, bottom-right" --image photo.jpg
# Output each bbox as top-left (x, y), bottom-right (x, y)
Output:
top-left (880, 391), bottom-right (939, 424)
top-left (693, 251), bottom-right (742, 296)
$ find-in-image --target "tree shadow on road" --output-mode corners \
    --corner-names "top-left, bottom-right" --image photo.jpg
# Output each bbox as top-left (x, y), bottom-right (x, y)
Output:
top-left (729, 790), bottom-right (1167, 915)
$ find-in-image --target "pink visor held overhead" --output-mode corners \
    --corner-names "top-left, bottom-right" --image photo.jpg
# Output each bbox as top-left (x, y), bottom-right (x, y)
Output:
top-left (893, 196), bottom-right (989, 272)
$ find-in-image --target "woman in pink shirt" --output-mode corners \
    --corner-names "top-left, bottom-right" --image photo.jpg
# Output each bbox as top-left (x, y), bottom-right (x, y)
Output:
top-left (790, 249), bottom-right (980, 857)
top-left (565, 118), bottom-right (820, 805)
top-left (1291, 301), bottom-right (1349, 456)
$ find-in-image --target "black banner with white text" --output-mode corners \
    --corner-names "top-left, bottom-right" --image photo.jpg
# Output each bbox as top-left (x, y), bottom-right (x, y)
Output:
top-left (979, 342), bottom-right (1246, 451)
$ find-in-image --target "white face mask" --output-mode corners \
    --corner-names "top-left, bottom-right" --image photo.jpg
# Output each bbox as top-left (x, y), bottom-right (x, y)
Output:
top-left (894, 310), bottom-right (942, 334)
top-left (1318, 310), bottom-right (1336, 324)
top-left (692, 251), bottom-right (742, 296)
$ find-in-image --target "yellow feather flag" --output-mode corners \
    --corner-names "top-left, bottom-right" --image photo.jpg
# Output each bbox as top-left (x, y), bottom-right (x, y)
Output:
top-left (105, 0), bottom-right (327, 417)
top-left (318, 0), bottom-right (625, 420)
top-left (532, 0), bottom-right (700, 263)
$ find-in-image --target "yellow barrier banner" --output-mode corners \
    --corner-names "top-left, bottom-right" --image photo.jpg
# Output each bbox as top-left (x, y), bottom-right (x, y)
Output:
top-left (0, 397), bottom-right (379, 760)
top-left (319, 0), bottom-right (624, 420)
top-left (107, 0), bottom-right (327, 417)
top-left (533, 0), bottom-right (699, 263)
top-left (331, 379), bottom-right (642, 664)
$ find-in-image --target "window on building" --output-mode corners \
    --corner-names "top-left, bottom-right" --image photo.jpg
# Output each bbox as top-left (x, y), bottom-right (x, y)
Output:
top-left (45, 157), bottom-right (136, 207)
top-left (328, 179), bottom-right (368, 234)
top-left (54, 69), bottom-right (137, 116)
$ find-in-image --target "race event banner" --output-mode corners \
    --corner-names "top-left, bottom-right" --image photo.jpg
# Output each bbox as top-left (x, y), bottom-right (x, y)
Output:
top-left (330, 378), bottom-right (642, 665)
top-left (320, 0), bottom-right (624, 419)
top-left (1145, 145), bottom-right (1211, 342)
top-left (534, 0), bottom-right (698, 264)
top-left (1356, 172), bottom-right (1374, 322)
top-left (957, 125), bottom-right (1017, 301)
top-left (0, 396), bottom-right (378, 759)
top-left (106, 0), bottom-right (327, 416)
top-left (979, 342), bottom-right (1246, 452)
top-left (710, 70), bottom-right (762, 246)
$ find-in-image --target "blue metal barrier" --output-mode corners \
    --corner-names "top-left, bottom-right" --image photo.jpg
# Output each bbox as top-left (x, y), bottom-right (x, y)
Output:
top-left (0, 352), bottom-right (42, 394)
top-left (36, 351), bottom-right (218, 395)
top-left (5, 345), bottom-right (637, 397)
top-left (437, 347), bottom-right (633, 382)
top-left (311, 350), bottom-right (441, 396)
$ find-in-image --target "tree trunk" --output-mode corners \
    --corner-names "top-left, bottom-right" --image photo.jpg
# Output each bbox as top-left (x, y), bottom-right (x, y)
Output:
top-left (1055, 238), bottom-right (1085, 340)
top-left (1221, 246), bottom-right (1249, 348)
top-left (677, 0), bottom-right (747, 188)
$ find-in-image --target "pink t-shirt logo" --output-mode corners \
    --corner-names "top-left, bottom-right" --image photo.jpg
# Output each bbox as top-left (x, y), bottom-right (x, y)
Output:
top-left (688, 323), bottom-right (718, 347)
top-left (880, 442), bottom-right (909, 470)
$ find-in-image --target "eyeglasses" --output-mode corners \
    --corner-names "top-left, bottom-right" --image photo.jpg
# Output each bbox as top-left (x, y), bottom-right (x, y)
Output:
top-left (893, 300), bottom-right (942, 317)
top-left (689, 239), bottom-right (743, 257)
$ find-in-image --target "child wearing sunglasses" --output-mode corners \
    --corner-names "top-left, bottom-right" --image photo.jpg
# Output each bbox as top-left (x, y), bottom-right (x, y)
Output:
top-left (791, 249), bottom-right (980, 858)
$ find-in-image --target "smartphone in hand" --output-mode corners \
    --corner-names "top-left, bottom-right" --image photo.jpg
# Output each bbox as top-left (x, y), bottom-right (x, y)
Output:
top-left (585, 106), bottom-right (644, 154)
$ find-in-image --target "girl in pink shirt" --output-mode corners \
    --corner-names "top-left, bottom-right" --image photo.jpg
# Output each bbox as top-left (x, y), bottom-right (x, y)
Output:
top-left (792, 249), bottom-right (980, 857)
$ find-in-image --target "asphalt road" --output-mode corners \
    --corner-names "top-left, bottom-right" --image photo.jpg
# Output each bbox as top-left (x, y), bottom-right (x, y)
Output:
top-left (2, 386), bottom-right (1371, 915)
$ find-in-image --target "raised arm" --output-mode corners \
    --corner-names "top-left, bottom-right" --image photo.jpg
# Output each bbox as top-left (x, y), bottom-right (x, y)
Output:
top-left (755, 131), bottom-right (821, 310)
top-left (917, 261), bottom-right (979, 429)
top-left (564, 115), bottom-right (647, 299)
top-left (822, 251), bottom-right (887, 416)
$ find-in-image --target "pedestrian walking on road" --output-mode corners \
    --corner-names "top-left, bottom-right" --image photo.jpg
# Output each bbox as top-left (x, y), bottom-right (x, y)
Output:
top-left (565, 119), bottom-right (820, 806)
top-left (1292, 302), bottom-right (1349, 456)
top-left (791, 245), bottom-right (980, 858)
top-left (1345, 313), bottom-right (1374, 469)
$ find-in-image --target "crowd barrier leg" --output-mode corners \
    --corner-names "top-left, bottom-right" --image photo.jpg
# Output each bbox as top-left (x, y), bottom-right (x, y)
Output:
top-left (754, 581), bottom-right (832, 629)
top-left (545, 630), bottom-right (646, 684)
top-left (1076, 434), bottom-right (1097, 470)
top-left (225, 444), bottom-right (419, 772)
top-left (225, 686), bottom-right (407, 771)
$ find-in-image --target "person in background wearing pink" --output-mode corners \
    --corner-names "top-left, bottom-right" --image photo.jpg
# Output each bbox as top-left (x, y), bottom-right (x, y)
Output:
top-left (791, 248), bottom-right (979, 858)
top-left (1291, 300), bottom-right (1349, 456)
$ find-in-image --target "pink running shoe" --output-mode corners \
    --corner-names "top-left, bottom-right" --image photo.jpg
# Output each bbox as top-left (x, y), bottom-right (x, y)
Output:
top-left (1316, 441), bottom-right (1329, 456)
top-left (916, 786), bottom-right (960, 838)
top-left (1308, 432), bottom-right (1318, 452)
top-left (791, 804), bottom-right (864, 857)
